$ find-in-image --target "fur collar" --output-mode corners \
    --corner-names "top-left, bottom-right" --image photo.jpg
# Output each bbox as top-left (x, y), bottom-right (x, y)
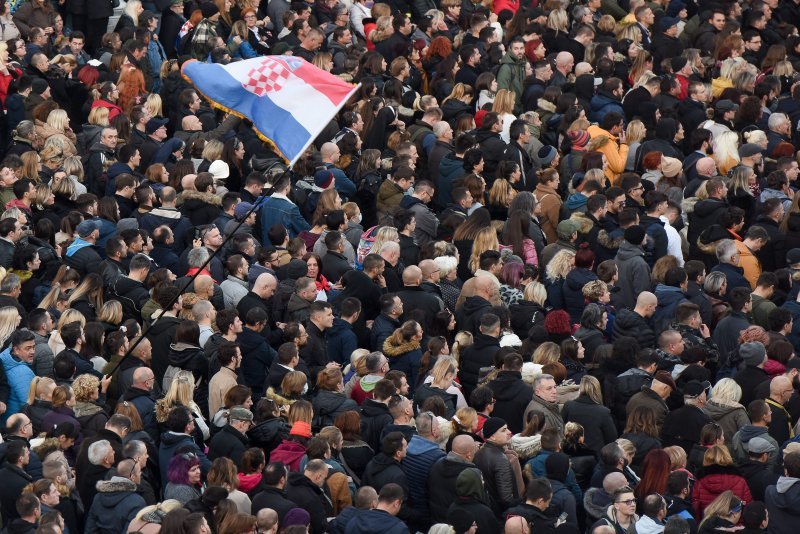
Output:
top-left (96, 477), bottom-right (138, 493)
top-left (178, 189), bottom-right (222, 206)
top-left (382, 338), bottom-right (421, 357)
top-left (73, 401), bottom-right (105, 418)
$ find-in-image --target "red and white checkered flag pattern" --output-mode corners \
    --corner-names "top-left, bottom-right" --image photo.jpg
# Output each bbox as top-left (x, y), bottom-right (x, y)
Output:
top-left (242, 59), bottom-right (291, 96)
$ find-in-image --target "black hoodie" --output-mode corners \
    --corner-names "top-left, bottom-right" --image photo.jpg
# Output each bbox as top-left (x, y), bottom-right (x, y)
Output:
top-left (456, 295), bottom-right (493, 336)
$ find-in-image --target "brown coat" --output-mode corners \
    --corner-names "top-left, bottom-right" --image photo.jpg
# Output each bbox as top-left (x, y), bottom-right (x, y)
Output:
top-left (12, 0), bottom-right (56, 38)
top-left (534, 182), bottom-right (561, 244)
top-left (326, 471), bottom-right (352, 515)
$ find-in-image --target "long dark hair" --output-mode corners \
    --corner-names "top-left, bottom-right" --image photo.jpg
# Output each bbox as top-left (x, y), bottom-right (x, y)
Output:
top-left (453, 207), bottom-right (491, 241)
top-left (502, 211), bottom-right (531, 258)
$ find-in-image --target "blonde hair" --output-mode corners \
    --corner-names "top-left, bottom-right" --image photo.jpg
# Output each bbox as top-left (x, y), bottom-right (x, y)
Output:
top-left (663, 445), bottom-right (687, 470)
top-left (72, 374), bottom-right (100, 402)
top-left (20, 151), bottom-right (41, 181)
top-left (98, 300), bottom-right (123, 325)
top-left (582, 280), bottom-right (609, 300)
top-left (468, 227), bottom-right (499, 274)
top-left (616, 437), bottom-right (637, 459)
top-left (0, 307), bottom-right (21, 347)
top-left (46, 109), bottom-right (70, 133)
top-left (709, 378), bottom-right (742, 404)
top-left (625, 120), bottom-right (647, 145)
top-left (712, 130), bottom-right (740, 170)
top-left (743, 129), bottom-right (767, 147)
top-left (62, 156), bottom-right (84, 182)
top-left (442, 83), bottom-right (473, 105)
top-left (700, 491), bottom-right (742, 526)
top-left (57, 309), bottom-right (86, 330)
top-left (201, 139), bottom-right (224, 162)
top-left (773, 60), bottom-right (794, 77)
top-left (155, 370), bottom-right (197, 422)
top-left (522, 281), bottom-right (547, 306)
top-left (546, 9), bottom-right (569, 33)
top-left (451, 331), bottom-right (473, 364)
top-left (492, 89), bottom-right (516, 115)
top-left (488, 178), bottom-right (515, 208)
top-left (545, 249), bottom-right (575, 283)
top-left (88, 106), bottom-right (110, 127)
top-left (431, 356), bottom-right (458, 385)
top-left (533, 341), bottom-right (560, 365)
top-left (27, 376), bottom-right (56, 405)
top-left (578, 375), bottom-right (603, 404)
top-left (123, 0), bottom-right (142, 25)
top-left (703, 444), bottom-right (734, 466)
top-left (369, 226), bottom-right (400, 256)
top-left (451, 407), bottom-right (478, 433)
top-left (145, 93), bottom-right (163, 118)
top-left (370, 15), bottom-right (394, 42)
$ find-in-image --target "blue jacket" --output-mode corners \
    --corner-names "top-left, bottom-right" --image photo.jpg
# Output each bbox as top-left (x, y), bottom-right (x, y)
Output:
top-left (85, 477), bottom-right (146, 534)
top-left (589, 92), bottom-right (625, 124)
top-left (652, 284), bottom-right (688, 332)
top-left (157, 431), bottom-right (211, 484)
top-left (402, 434), bottom-right (445, 519)
top-left (324, 163), bottom-right (357, 200)
top-left (526, 450), bottom-right (583, 503)
top-left (260, 194), bottom-right (310, 239)
top-left (710, 262), bottom-right (751, 292)
top-left (0, 346), bottom-right (34, 425)
top-left (147, 38), bottom-right (167, 92)
top-left (326, 318), bottom-right (358, 365)
top-left (346, 508), bottom-right (410, 534)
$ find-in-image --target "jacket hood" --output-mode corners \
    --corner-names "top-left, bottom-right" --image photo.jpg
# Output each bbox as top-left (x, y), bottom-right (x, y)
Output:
top-left (160, 431), bottom-right (194, 447)
top-left (439, 153), bottom-right (464, 174)
top-left (358, 374), bottom-right (383, 393)
top-left (736, 425), bottom-right (769, 443)
top-left (472, 129), bottom-right (501, 144)
top-left (703, 398), bottom-right (744, 419)
top-left (456, 467), bottom-right (487, 501)
top-left (179, 189), bottom-right (222, 206)
top-left (615, 308), bottom-right (647, 330)
top-left (96, 476), bottom-right (138, 495)
top-left (74, 400), bottom-right (104, 418)
top-left (0, 347), bottom-right (29, 372)
top-left (566, 268), bottom-right (596, 292)
top-left (694, 198), bottom-right (727, 217)
top-left (584, 487), bottom-right (613, 518)
top-left (326, 317), bottom-right (352, 337)
top-left (167, 342), bottom-right (204, 366)
top-left (617, 241), bottom-right (644, 261)
top-left (565, 193), bottom-right (588, 210)
top-left (237, 472), bottom-right (263, 492)
top-left (407, 434), bottom-right (440, 456)
top-left (383, 338), bottom-right (420, 358)
top-left (461, 295), bottom-right (491, 315)
top-left (776, 475), bottom-right (800, 494)
top-left (491, 371), bottom-right (525, 401)
top-left (636, 515), bottom-right (665, 534)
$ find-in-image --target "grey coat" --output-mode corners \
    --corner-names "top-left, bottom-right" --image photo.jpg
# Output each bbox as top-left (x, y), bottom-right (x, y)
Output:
top-left (614, 241), bottom-right (651, 310)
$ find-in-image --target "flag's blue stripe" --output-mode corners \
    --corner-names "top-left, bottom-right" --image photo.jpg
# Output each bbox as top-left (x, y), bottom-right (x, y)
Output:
top-left (184, 63), bottom-right (311, 161)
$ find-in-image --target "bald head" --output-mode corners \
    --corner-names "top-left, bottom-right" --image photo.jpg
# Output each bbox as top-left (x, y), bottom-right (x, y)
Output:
top-left (181, 174), bottom-right (197, 191)
top-left (419, 259), bottom-right (438, 281)
top-left (194, 275), bottom-right (214, 298)
top-left (556, 51), bottom-right (574, 68)
top-left (771, 375), bottom-right (793, 403)
top-left (402, 265), bottom-right (422, 286)
top-left (696, 157), bottom-right (717, 177)
top-left (132, 366), bottom-right (154, 387)
top-left (575, 62), bottom-right (593, 76)
top-left (181, 115), bottom-right (203, 131)
top-left (255, 273), bottom-right (277, 298)
top-left (452, 434), bottom-right (478, 458)
top-left (130, 337), bottom-right (151, 360)
top-left (256, 509), bottom-right (278, 531)
top-left (636, 291), bottom-right (657, 307)
top-left (505, 516), bottom-right (531, 534)
top-left (320, 142), bottom-right (338, 160)
top-left (475, 275), bottom-right (494, 299)
top-left (602, 471), bottom-right (629, 494)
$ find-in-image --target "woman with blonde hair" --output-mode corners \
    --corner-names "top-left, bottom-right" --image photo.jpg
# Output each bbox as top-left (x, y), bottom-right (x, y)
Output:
top-left (97, 300), bottom-right (123, 333)
top-left (62, 155), bottom-right (87, 194)
top-left (155, 370), bottom-right (211, 442)
top-left (703, 379), bottom-right (748, 448)
top-left (467, 227), bottom-right (499, 274)
top-left (488, 178), bottom-right (516, 222)
top-left (544, 249), bottom-right (575, 310)
top-left (625, 120), bottom-right (647, 171)
top-left (492, 89), bottom-right (517, 143)
top-left (694, 446), bottom-right (751, 517)
top-left (532, 341), bottom-right (560, 365)
top-left (415, 356), bottom-right (458, 418)
top-left (72, 374), bottom-right (109, 439)
top-left (20, 150), bottom-right (41, 181)
top-left (21, 376), bottom-right (56, 436)
top-left (451, 331), bottom-right (473, 364)
top-left (446, 406), bottom-right (481, 450)
top-left (45, 109), bottom-right (76, 147)
top-left (0, 306), bottom-right (21, 348)
top-left (699, 491), bottom-right (743, 533)
top-left (66, 272), bottom-right (104, 321)
top-left (711, 130), bottom-right (741, 176)
top-left (509, 281), bottom-right (548, 337)
top-left (266, 370), bottom-right (307, 409)
top-left (562, 374), bottom-right (617, 453)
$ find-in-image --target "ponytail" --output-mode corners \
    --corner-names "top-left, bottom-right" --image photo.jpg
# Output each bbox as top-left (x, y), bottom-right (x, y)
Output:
top-left (27, 377), bottom-right (40, 405)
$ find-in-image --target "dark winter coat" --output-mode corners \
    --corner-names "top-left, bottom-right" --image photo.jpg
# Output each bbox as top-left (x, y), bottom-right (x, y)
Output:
top-left (0, 464), bottom-right (32, 523)
top-left (247, 417), bottom-right (290, 458)
top-left (208, 424), bottom-right (249, 468)
top-left (360, 399), bottom-right (393, 452)
top-left (563, 268), bottom-right (598, 323)
top-left (362, 452), bottom-right (408, 494)
top-left (455, 295), bottom-right (493, 336)
top-left (85, 477), bottom-right (146, 534)
top-left (284, 471), bottom-right (333, 534)
top-left (765, 476), bottom-right (800, 534)
top-left (458, 333), bottom-right (501, 400)
top-left (311, 390), bottom-right (358, 431)
top-left (166, 343), bottom-right (208, 416)
top-left (413, 383), bottom-right (457, 418)
top-left (563, 395), bottom-right (618, 453)
top-left (613, 309), bottom-right (656, 348)
top-left (487, 370), bottom-right (533, 434)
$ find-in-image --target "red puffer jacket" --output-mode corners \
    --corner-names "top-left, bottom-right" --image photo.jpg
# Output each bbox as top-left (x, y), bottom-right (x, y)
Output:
top-left (692, 464), bottom-right (753, 517)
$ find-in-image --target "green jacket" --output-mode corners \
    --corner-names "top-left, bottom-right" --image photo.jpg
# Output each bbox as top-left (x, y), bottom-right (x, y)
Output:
top-left (497, 52), bottom-right (527, 114)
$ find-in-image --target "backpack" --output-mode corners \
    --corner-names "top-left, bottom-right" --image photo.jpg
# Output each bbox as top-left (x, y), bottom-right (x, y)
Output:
top-left (356, 225), bottom-right (380, 267)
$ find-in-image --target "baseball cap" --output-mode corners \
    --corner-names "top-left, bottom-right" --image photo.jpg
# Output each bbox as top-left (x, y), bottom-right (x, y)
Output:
top-left (76, 219), bottom-right (102, 238)
top-left (145, 117), bottom-right (169, 134)
top-left (747, 436), bottom-right (776, 454)
top-left (234, 202), bottom-right (255, 221)
top-left (556, 219), bottom-right (580, 239)
top-left (714, 99), bottom-right (739, 112)
top-left (683, 380), bottom-right (711, 398)
top-left (229, 407), bottom-right (254, 423)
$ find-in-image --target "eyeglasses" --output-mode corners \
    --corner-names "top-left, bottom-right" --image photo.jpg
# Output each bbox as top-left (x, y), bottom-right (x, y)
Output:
top-left (616, 499), bottom-right (636, 505)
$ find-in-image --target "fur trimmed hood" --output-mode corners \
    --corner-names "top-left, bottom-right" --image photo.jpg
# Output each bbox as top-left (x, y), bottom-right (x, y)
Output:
top-left (382, 338), bottom-right (421, 358)
top-left (265, 387), bottom-right (300, 406)
top-left (96, 477), bottom-right (138, 493)
top-left (569, 211), bottom-right (596, 234)
top-left (177, 189), bottom-right (222, 206)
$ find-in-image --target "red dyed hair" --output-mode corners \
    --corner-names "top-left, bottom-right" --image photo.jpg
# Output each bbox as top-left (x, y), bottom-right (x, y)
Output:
top-left (117, 68), bottom-right (146, 114)
top-left (544, 310), bottom-right (572, 336)
top-left (642, 151), bottom-right (663, 171)
top-left (634, 449), bottom-right (671, 500)
top-left (77, 65), bottom-right (99, 88)
top-left (425, 36), bottom-right (452, 60)
top-left (574, 243), bottom-right (595, 269)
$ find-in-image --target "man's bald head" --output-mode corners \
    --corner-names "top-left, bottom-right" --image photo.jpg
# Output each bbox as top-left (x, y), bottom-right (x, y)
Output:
top-left (181, 115), bottom-right (203, 132)
top-left (419, 259), bottom-right (438, 280)
top-left (556, 51), bottom-right (574, 67)
top-left (181, 174), bottom-right (197, 191)
top-left (402, 265), bottom-right (422, 286)
top-left (636, 291), bottom-right (657, 307)
top-left (696, 157), bottom-right (717, 177)
top-left (130, 337), bottom-right (151, 359)
top-left (771, 375), bottom-right (793, 401)
top-left (602, 471), bottom-right (629, 494)
top-left (194, 275), bottom-right (214, 297)
top-left (320, 142), bottom-right (338, 159)
top-left (255, 273), bottom-right (277, 297)
top-left (132, 366), bottom-right (154, 386)
top-left (575, 62), bottom-right (593, 76)
top-left (452, 434), bottom-right (478, 457)
top-left (255, 508), bottom-right (278, 531)
top-left (475, 275), bottom-right (494, 298)
top-left (6, 413), bottom-right (30, 436)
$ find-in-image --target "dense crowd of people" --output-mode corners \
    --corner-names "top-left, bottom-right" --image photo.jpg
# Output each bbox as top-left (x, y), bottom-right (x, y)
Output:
top-left (3, 0), bottom-right (800, 533)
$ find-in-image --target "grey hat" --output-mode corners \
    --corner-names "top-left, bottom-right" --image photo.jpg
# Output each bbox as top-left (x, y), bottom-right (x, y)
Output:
top-left (740, 341), bottom-right (767, 367)
top-left (786, 248), bottom-right (800, 265)
top-left (117, 218), bottom-right (139, 233)
top-left (739, 143), bottom-right (764, 158)
top-left (747, 436), bottom-right (776, 454)
top-left (229, 407), bottom-right (253, 423)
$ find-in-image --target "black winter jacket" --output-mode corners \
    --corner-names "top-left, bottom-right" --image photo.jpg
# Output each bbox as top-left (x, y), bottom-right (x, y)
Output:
top-left (487, 370), bottom-right (533, 434)
top-left (208, 424), bottom-right (249, 468)
top-left (458, 333), bottom-right (500, 400)
top-left (562, 395), bottom-right (618, 453)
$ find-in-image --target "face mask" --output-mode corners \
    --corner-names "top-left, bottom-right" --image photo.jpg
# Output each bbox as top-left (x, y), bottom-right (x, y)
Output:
top-left (405, 186), bottom-right (415, 196)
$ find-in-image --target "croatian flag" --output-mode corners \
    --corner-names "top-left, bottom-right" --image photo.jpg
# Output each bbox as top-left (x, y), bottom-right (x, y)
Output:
top-left (182, 56), bottom-right (359, 165)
